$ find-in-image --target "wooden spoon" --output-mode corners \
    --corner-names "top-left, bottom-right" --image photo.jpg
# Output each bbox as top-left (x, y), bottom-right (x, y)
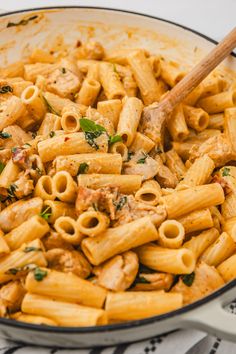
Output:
top-left (141, 27), bottom-right (236, 144)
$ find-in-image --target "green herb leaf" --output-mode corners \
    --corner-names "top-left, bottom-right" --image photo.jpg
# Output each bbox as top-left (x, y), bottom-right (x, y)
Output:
top-left (24, 247), bottom-right (42, 253)
top-left (39, 206), bottom-right (52, 221)
top-left (7, 15), bottom-right (38, 28)
top-left (31, 132), bottom-right (37, 139)
top-left (222, 167), bottom-right (230, 177)
top-left (109, 134), bottom-right (122, 145)
top-left (125, 151), bottom-right (134, 162)
top-left (0, 132), bottom-right (12, 139)
top-left (23, 143), bottom-right (31, 148)
top-left (61, 67), bottom-right (66, 74)
top-left (92, 203), bottom-right (98, 211)
top-left (0, 86), bottom-right (13, 94)
top-left (77, 162), bottom-right (89, 175)
top-left (113, 64), bottom-right (118, 73)
top-left (42, 95), bottom-right (59, 115)
top-left (35, 167), bottom-right (42, 176)
top-left (137, 152), bottom-right (148, 164)
top-left (80, 118), bottom-right (106, 150)
top-left (34, 267), bottom-right (47, 281)
top-left (5, 267), bottom-right (21, 275)
top-left (49, 131), bottom-right (55, 138)
top-left (113, 196), bottom-right (127, 211)
top-left (79, 118), bottom-right (106, 134)
top-left (0, 163), bottom-right (5, 174)
top-left (182, 272), bottom-right (195, 287)
top-left (135, 276), bottom-right (151, 284)
top-left (11, 147), bottom-right (17, 153)
top-left (7, 184), bottom-right (18, 199)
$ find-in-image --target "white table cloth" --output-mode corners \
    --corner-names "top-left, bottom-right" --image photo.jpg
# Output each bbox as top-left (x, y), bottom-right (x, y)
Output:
top-left (0, 1), bottom-right (236, 352)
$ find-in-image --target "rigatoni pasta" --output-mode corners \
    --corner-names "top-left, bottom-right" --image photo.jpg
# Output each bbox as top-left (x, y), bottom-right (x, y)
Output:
top-left (0, 37), bottom-right (235, 328)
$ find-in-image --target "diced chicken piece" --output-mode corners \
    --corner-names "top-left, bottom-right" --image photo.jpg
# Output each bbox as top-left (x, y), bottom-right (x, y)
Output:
top-left (11, 147), bottom-right (30, 169)
top-left (189, 134), bottom-right (236, 167)
top-left (83, 41), bottom-right (104, 60)
top-left (76, 186), bottom-right (119, 218)
top-left (46, 68), bottom-right (81, 99)
top-left (13, 173), bottom-right (34, 198)
top-left (46, 248), bottom-right (92, 279)
top-left (113, 195), bottom-right (166, 227)
top-left (139, 102), bottom-right (165, 145)
top-left (154, 154), bottom-right (178, 188)
top-left (123, 152), bottom-right (159, 181)
top-left (132, 272), bottom-right (174, 291)
top-left (0, 281), bottom-right (26, 315)
top-left (43, 231), bottom-right (73, 251)
top-left (0, 197), bottom-right (43, 232)
top-left (171, 261), bottom-right (224, 305)
top-left (94, 251), bottom-right (138, 291)
top-left (2, 125), bottom-right (31, 149)
top-left (0, 149), bottom-right (11, 164)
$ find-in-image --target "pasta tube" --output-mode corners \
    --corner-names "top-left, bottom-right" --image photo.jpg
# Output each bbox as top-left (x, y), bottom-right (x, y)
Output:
top-left (165, 149), bottom-right (187, 181)
top-left (105, 291), bottom-right (182, 321)
top-left (21, 85), bottom-right (46, 121)
top-left (198, 90), bottom-right (236, 114)
top-left (136, 243), bottom-right (196, 274)
top-left (60, 104), bottom-right (81, 133)
top-left (81, 216), bottom-right (158, 265)
top-left (167, 104), bottom-right (189, 141)
top-left (117, 97), bottom-right (143, 146)
top-left (183, 105), bottom-right (209, 132)
top-left (76, 78), bottom-right (101, 106)
top-left (217, 254), bottom-right (236, 282)
top-left (0, 96), bottom-right (26, 130)
top-left (38, 132), bottom-right (108, 162)
top-left (127, 50), bottom-right (162, 104)
top-left (177, 208), bottom-right (213, 234)
top-left (52, 171), bottom-right (77, 203)
top-left (22, 293), bottom-right (107, 326)
top-left (99, 62), bottom-right (126, 100)
top-left (77, 210), bottom-right (110, 237)
top-left (200, 232), bottom-right (236, 266)
top-left (135, 180), bottom-right (162, 206)
top-left (4, 215), bottom-right (50, 250)
top-left (97, 99), bottom-right (122, 129)
top-left (161, 183), bottom-right (224, 219)
top-left (54, 216), bottom-right (83, 245)
top-left (11, 312), bottom-right (57, 326)
top-left (54, 153), bottom-right (122, 176)
top-left (43, 200), bottom-right (76, 224)
top-left (0, 239), bottom-right (47, 283)
top-left (183, 228), bottom-right (219, 259)
top-left (222, 217), bottom-right (236, 241)
top-left (25, 268), bottom-right (107, 308)
top-left (158, 220), bottom-right (185, 248)
top-left (78, 174), bottom-right (142, 194)
top-left (129, 132), bottom-right (155, 153)
top-left (34, 176), bottom-right (56, 201)
top-left (224, 107), bottom-right (236, 152)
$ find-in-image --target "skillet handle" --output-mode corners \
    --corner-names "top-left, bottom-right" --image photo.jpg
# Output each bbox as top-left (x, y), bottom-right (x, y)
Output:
top-left (180, 283), bottom-right (236, 342)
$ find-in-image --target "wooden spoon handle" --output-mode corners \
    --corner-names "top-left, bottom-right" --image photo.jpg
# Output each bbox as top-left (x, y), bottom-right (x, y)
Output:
top-left (160, 26), bottom-right (236, 115)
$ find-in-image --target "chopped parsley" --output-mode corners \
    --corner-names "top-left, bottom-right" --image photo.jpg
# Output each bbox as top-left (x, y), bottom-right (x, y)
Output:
top-left (80, 118), bottom-right (106, 150)
top-left (39, 206), bottom-right (52, 221)
top-left (31, 132), bottom-right (37, 139)
top-left (182, 272), bottom-right (195, 287)
top-left (5, 267), bottom-right (21, 275)
top-left (34, 267), bottom-right (47, 281)
top-left (7, 184), bottom-right (18, 199)
top-left (125, 151), bottom-right (134, 162)
top-left (24, 247), bottom-right (42, 253)
top-left (137, 152), bottom-right (148, 164)
top-left (49, 131), bottom-right (55, 138)
top-left (113, 196), bottom-right (127, 211)
top-left (42, 95), bottom-right (59, 115)
top-left (61, 67), bottom-right (66, 74)
top-left (109, 134), bottom-right (122, 145)
top-left (0, 86), bottom-right (13, 94)
top-left (23, 143), bottom-right (31, 148)
top-left (135, 276), bottom-right (151, 284)
top-left (0, 132), bottom-right (11, 139)
top-left (35, 167), bottom-right (43, 176)
top-left (92, 203), bottom-right (98, 211)
top-left (0, 163), bottom-right (5, 174)
top-left (11, 147), bottom-right (17, 153)
top-left (77, 162), bottom-right (89, 175)
top-left (222, 167), bottom-right (230, 177)
top-left (113, 64), bottom-right (118, 73)
top-left (7, 15), bottom-right (38, 28)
